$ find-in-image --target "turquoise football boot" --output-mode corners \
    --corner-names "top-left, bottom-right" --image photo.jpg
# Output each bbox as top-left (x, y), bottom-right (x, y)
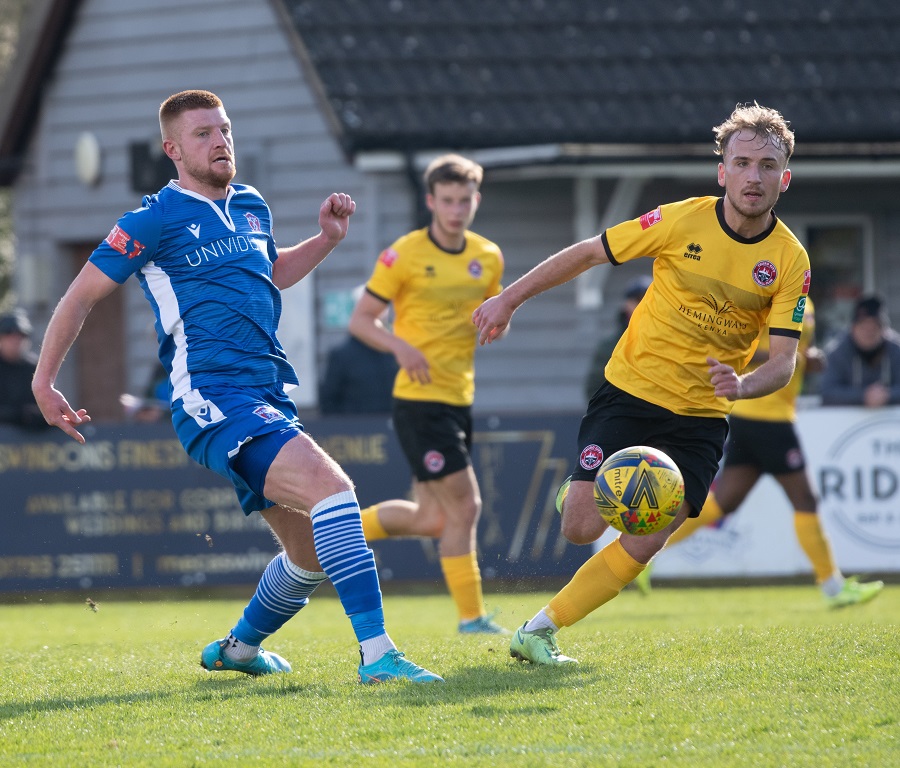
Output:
top-left (200, 639), bottom-right (292, 676)
top-left (357, 649), bottom-right (444, 684)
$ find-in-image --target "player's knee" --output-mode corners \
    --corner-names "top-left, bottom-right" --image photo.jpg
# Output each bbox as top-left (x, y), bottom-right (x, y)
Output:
top-left (455, 497), bottom-right (481, 529)
top-left (797, 495), bottom-right (818, 513)
top-left (561, 507), bottom-right (605, 545)
top-left (414, 503), bottom-right (446, 537)
top-left (421, 515), bottom-right (445, 538)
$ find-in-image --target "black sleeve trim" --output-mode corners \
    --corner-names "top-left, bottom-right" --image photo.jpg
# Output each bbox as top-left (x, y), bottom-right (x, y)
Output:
top-left (365, 287), bottom-right (391, 304)
top-left (769, 327), bottom-right (802, 340)
top-left (600, 231), bottom-right (620, 266)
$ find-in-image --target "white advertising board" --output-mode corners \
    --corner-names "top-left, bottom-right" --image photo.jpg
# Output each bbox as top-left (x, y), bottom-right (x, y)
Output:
top-left (595, 407), bottom-right (900, 579)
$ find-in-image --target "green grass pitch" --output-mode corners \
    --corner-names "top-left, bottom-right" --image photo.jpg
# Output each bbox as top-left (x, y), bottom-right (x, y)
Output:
top-left (0, 584), bottom-right (896, 767)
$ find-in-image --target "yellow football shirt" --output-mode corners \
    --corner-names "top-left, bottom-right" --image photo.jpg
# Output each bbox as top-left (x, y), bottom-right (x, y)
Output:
top-left (602, 197), bottom-right (811, 417)
top-left (730, 298), bottom-right (816, 422)
top-left (365, 227), bottom-right (504, 406)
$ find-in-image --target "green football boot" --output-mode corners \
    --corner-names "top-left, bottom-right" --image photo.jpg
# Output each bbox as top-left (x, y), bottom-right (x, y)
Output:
top-left (825, 576), bottom-right (884, 609)
top-left (509, 623), bottom-right (577, 665)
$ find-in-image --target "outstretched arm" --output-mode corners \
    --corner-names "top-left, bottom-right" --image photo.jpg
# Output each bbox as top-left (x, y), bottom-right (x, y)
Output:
top-left (272, 193), bottom-right (355, 290)
top-left (32, 262), bottom-right (121, 443)
top-left (473, 235), bottom-right (609, 345)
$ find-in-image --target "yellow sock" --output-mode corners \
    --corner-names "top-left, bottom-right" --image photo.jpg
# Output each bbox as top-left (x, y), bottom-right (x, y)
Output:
top-left (360, 504), bottom-right (389, 541)
top-left (793, 511), bottom-right (838, 583)
top-left (440, 551), bottom-right (485, 622)
top-left (667, 492), bottom-right (724, 545)
top-left (547, 539), bottom-right (643, 628)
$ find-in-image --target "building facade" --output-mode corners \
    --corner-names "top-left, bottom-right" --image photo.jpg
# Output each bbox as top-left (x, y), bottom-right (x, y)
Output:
top-left (1, 0), bottom-right (898, 418)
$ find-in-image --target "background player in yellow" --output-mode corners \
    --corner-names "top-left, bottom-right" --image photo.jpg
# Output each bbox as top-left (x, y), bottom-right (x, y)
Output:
top-left (635, 298), bottom-right (885, 606)
top-left (349, 154), bottom-right (508, 635)
top-left (474, 103), bottom-right (811, 664)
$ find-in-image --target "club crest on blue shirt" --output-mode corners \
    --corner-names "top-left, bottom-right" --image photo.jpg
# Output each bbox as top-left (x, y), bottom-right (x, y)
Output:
top-left (245, 212), bottom-right (262, 232)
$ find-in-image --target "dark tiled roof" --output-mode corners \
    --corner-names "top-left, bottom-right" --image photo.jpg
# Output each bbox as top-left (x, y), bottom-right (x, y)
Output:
top-left (284, 0), bottom-right (900, 154)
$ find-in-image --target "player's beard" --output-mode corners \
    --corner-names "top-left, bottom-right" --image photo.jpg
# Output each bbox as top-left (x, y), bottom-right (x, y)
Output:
top-left (726, 185), bottom-right (781, 222)
top-left (184, 157), bottom-right (236, 193)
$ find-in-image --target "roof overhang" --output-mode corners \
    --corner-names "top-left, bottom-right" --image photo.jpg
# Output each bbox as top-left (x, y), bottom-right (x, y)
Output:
top-left (356, 143), bottom-right (900, 181)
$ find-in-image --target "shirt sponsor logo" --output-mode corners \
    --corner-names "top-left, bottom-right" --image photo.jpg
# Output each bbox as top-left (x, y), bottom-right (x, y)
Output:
top-left (379, 248), bottom-right (399, 268)
top-left (639, 206), bottom-right (662, 230)
top-left (580, 444), bottom-right (604, 471)
top-left (183, 235), bottom-right (266, 267)
top-left (752, 260), bottom-right (777, 287)
top-left (105, 225), bottom-right (145, 259)
top-left (792, 296), bottom-right (807, 323)
top-left (424, 449), bottom-right (446, 473)
top-left (678, 295), bottom-right (749, 337)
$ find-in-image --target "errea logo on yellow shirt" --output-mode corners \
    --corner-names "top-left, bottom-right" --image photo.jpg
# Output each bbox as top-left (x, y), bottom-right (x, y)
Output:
top-left (683, 243), bottom-right (703, 260)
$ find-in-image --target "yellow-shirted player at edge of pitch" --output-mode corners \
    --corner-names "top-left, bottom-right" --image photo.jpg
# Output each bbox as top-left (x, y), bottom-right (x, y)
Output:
top-left (348, 154), bottom-right (509, 635)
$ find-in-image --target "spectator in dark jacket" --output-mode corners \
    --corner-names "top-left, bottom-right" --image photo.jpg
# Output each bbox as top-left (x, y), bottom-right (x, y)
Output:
top-left (319, 335), bottom-right (399, 414)
top-left (583, 275), bottom-right (651, 400)
top-left (820, 295), bottom-right (900, 407)
top-left (0, 309), bottom-right (50, 429)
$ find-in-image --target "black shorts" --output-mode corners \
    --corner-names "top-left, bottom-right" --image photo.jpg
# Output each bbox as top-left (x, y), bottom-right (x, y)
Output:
top-left (392, 399), bottom-right (473, 482)
top-left (723, 415), bottom-right (806, 475)
top-left (573, 379), bottom-right (728, 516)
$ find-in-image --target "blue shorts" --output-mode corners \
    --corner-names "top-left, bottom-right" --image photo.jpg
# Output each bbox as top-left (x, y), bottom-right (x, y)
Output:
top-left (172, 384), bottom-right (304, 515)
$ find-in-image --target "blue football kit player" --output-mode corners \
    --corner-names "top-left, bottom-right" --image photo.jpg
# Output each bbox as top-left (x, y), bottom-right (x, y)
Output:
top-left (32, 89), bottom-right (441, 684)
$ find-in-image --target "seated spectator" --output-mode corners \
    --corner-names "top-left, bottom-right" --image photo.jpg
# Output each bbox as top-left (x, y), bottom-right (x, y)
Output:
top-left (820, 294), bottom-right (900, 407)
top-left (0, 308), bottom-right (50, 430)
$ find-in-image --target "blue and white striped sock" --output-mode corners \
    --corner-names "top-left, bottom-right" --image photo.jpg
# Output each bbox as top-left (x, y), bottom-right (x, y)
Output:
top-left (310, 490), bottom-right (390, 651)
top-left (227, 551), bottom-right (327, 660)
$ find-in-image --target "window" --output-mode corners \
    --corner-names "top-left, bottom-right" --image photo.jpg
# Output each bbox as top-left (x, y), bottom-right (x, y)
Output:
top-left (781, 217), bottom-right (873, 349)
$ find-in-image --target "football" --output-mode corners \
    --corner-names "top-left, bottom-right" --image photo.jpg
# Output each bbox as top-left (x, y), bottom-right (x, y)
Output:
top-left (594, 446), bottom-right (685, 535)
